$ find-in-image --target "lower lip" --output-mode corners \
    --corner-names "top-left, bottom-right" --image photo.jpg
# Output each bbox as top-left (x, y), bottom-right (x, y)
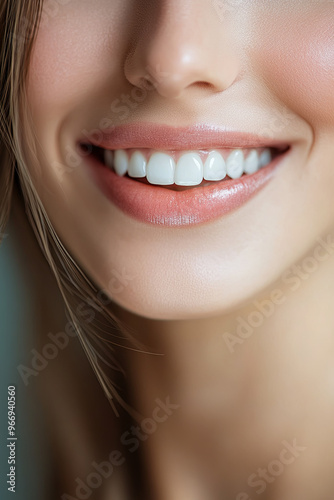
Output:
top-left (86, 152), bottom-right (288, 227)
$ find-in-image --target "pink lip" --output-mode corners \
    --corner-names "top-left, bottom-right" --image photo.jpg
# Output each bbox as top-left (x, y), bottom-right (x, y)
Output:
top-left (80, 124), bottom-right (290, 227)
top-left (81, 123), bottom-right (289, 151)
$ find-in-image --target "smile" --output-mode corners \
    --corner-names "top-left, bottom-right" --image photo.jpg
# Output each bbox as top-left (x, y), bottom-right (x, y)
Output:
top-left (86, 146), bottom-right (277, 190)
top-left (79, 124), bottom-right (291, 226)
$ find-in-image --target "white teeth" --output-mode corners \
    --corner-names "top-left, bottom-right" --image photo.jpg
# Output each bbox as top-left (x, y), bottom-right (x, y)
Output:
top-left (146, 152), bottom-right (175, 185)
top-left (104, 149), bottom-right (114, 170)
top-left (114, 150), bottom-right (128, 176)
top-left (259, 149), bottom-right (272, 168)
top-left (105, 147), bottom-right (274, 185)
top-left (175, 153), bottom-right (204, 186)
top-left (204, 151), bottom-right (227, 181)
top-left (226, 149), bottom-right (244, 179)
top-left (128, 151), bottom-right (146, 177)
top-left (243, 149), bottom-right (259, 175)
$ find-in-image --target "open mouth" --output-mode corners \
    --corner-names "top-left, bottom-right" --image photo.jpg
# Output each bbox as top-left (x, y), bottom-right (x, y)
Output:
top-left (79, 144), bottom-right (289, 192)
top-left (79, 121), bottom-right (292, 226)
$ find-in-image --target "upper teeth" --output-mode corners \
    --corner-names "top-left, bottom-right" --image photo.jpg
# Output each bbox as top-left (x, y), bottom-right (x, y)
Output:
top-left (103, 148), bottom-right (272, 186)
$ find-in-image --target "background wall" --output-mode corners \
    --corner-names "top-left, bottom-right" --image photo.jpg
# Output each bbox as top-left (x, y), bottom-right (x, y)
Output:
top-left (0, 213), bottom-right (50, 500)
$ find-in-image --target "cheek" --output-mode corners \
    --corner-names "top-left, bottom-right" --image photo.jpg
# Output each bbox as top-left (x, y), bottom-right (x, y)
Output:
top-left (252, 7), bottom-right (334, 126)
top-left (26, 7), bottom-right (125, 114)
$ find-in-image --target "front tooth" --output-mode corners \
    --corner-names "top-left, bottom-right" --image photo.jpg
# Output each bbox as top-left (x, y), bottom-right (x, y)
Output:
top-left (243, 149), bottom-right (259, 175)
top-left (114, 150), bottom-right (128, 176)
top-left (146, 152), bottom-right (175, 185)
top-left (204, 151), bottom-right (226, 181)
top-left (175, 152), bottom-right (203, 186)
top-left (226, 149), bottom-right (244, 179)
top-left (128, 151), bottom-right (146, 178)
top-left (259, 149), bottom-right (272, 168)
top-left (104, 149), bottom-right (114, 170)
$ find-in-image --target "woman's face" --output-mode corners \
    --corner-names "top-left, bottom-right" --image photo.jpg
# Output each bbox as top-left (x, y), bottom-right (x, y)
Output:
top-left (25, 0), bottom-right (334, 320)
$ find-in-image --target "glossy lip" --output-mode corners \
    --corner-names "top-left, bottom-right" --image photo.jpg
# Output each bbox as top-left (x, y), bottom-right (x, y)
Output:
top-left (84, 148), bottom-right (290, 227)
top-left (79, 123), bottom-right (291, 227)
top-left (80, 123), bottom-right (290, 151)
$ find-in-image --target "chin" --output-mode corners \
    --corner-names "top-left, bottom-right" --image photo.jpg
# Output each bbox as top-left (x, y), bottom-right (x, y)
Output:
top-left (106, 271), bottom-right (272, 322)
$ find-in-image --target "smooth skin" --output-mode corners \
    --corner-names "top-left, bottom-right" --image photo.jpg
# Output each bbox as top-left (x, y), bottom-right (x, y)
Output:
top-left (25, 0), bottom-right (334, 498)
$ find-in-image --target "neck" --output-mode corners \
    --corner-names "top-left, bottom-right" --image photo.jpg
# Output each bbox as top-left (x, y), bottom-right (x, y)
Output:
top-left (113, 246), bottom-right (334, 497)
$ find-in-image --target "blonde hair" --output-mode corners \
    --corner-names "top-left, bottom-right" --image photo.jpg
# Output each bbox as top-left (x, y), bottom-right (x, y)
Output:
top-left (0, 0), bottom-right (144, 418)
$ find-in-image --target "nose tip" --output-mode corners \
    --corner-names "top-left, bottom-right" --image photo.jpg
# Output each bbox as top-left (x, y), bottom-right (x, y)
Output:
top-left (123, 4), bottom-right (240, 100)
top-left (125, 47), bottom-right (235, 99)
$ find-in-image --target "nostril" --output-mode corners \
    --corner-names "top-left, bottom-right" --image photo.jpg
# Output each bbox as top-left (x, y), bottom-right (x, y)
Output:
top-left (194, 81), bottom-right (216, 90)
top-left (138, 76), bottom-right (156, 91)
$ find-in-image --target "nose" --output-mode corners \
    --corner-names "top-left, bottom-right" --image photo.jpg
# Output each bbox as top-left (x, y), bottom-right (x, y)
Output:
top-left (124, 0), bottom-right (240, 99)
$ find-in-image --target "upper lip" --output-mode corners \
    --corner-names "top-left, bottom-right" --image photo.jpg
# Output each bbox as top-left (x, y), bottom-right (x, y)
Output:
top-left (80, 123), bottom-right (290, 151)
